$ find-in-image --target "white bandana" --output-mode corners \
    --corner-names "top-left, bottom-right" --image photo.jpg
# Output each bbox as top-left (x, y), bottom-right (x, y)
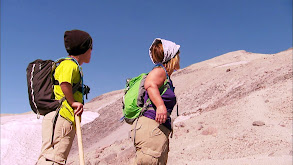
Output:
top-left (149, 38), bottom-right (180, 64)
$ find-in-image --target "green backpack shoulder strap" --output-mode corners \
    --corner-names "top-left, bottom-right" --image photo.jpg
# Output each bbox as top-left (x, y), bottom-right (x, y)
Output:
top-left (153, 63), bottom-right (174, 92)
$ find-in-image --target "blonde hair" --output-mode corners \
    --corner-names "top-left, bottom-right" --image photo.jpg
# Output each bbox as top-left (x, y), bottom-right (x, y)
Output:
top-left (150, 40), bottom-right (180, 75)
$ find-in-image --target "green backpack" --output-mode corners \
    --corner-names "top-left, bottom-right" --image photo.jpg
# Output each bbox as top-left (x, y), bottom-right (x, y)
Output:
top-left (122, 64), bottom-right (171, 124)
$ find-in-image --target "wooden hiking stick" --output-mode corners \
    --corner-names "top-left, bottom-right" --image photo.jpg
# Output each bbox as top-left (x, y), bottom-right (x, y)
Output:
top-left (75, 115), bottom-right (85, 165)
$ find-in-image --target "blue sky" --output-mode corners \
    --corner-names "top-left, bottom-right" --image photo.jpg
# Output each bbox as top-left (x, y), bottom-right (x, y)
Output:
top-left (1, 0), bottom-right (292, 114)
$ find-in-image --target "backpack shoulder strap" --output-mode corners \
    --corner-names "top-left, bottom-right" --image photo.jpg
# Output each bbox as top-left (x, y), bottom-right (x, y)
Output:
top-left (153, 63), bottom-right (174, 92)
top-left (153, 63), bottom-right (170, 80)
top-left (54, 57), bottom-right (83, 95)
top-left (55, 57), bottom-right (83, 83)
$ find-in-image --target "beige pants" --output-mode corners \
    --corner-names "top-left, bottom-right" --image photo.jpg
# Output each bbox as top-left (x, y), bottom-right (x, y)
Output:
top-left (36, 111), bottom-right (76, 165)
top-left (131, 116), bottom-right (171, 165)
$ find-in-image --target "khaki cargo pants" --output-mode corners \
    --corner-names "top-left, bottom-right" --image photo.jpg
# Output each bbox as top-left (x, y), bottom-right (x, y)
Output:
top-left (131, 116), bottom-right (171, 165)
top-left (36, 111), bottom-right (76, 165)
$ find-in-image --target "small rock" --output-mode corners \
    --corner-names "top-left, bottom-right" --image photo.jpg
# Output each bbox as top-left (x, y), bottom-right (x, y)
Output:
top-left (95, 149), bottom-right (102, 156)
top-left (198, 108), bottom-right (203, 113)
top-left (252, 121), bottom-right (265, 126)
top-left (103, 153), bottom-right (118, 163)
top-left (182, 112), bottom-right (187, 116)
top-left (186, 129), bottom-right (189, 133)
top-left (202, 127), bottom-right (217, 135)
top-left (180, 123), bottom-right (185, 127)
top-left (279, 121), bottom-right (287, 127)
top-left (175, 122), bottom-right (185, 128)
top-left (226, 68), bottom-right (231, 72)
top-left (195, 124), bottom-right (204, 130)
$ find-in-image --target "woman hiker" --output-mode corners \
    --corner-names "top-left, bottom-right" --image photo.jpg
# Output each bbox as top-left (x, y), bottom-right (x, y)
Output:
top-left (131, 38), bottom-right (180, 165)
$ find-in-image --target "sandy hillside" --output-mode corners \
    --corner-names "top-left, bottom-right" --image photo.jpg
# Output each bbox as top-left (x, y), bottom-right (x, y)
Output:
top-left (1, 48), bottom-right (292, 165)
top-left (67, 48), bottom-right (292, 165)
top-left (0, 111), bottom-right (99, 165)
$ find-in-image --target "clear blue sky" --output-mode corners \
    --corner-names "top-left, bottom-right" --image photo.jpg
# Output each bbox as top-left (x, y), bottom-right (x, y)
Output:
top-left (1, 0), bottom-right (292, 114)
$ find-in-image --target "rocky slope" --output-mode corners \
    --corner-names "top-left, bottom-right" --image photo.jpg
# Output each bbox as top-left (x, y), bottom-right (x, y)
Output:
top-left (67, 48), bottom-right (292, 165)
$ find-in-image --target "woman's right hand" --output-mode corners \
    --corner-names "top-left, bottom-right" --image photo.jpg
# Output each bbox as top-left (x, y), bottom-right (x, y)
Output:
top-left (155, 105), bottom-right (167, 124)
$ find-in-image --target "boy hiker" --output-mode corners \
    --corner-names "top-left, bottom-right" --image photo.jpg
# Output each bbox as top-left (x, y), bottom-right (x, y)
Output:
top-left (36, 29), bottom-right (93, 165)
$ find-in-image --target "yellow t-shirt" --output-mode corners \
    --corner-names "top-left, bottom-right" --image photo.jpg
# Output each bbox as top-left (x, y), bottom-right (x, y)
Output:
top-left (54, 58), bottom-right (83, 125)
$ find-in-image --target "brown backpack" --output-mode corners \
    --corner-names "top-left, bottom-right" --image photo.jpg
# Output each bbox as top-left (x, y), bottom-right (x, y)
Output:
top-left (26, 58), bottom-right (81, 118)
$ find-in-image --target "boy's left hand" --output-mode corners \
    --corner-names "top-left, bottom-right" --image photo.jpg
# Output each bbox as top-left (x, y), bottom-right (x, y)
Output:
top-left (72, 102), bottom-right (83, 116)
